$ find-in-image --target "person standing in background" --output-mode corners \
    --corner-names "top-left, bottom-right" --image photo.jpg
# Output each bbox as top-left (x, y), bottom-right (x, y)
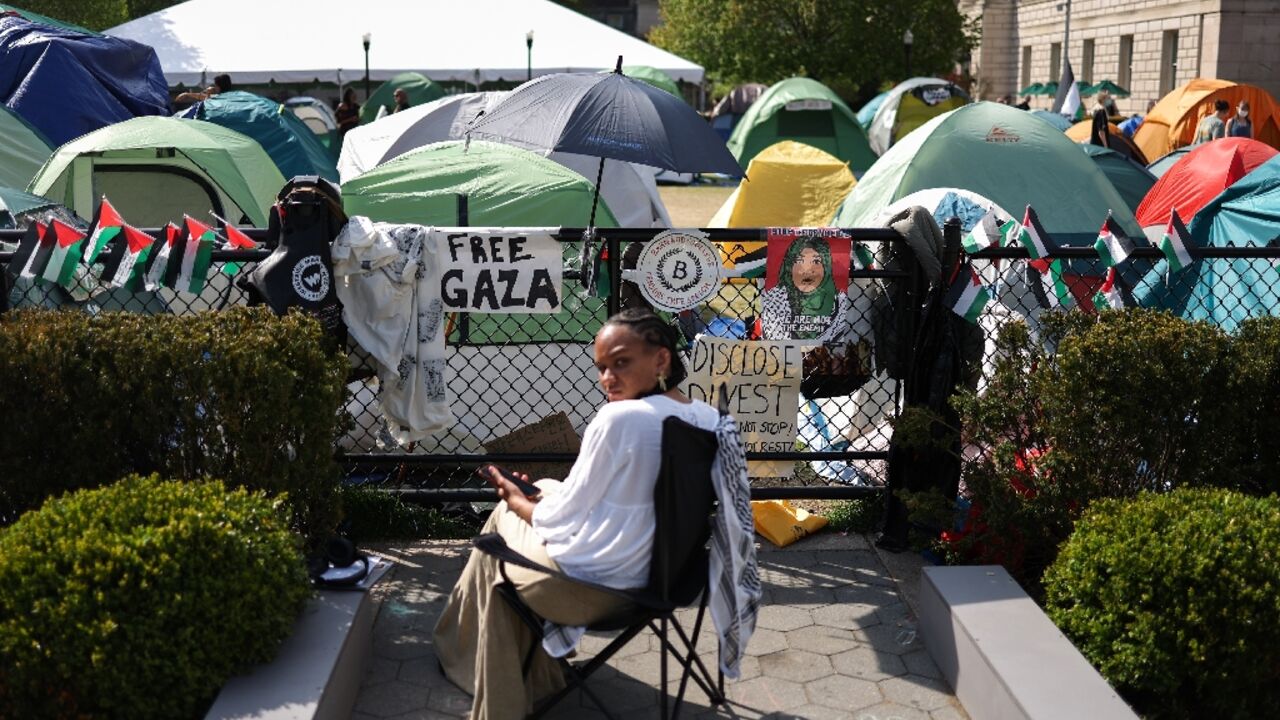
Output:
top-left (1090, 91), bottom-right (1111, 148)
top-left (335, 87), bottom-right (360, 136)
top-left (1227, 101), bottom-right (1253, 139)
top-left (1194, 100), bottom-right (1231, 144)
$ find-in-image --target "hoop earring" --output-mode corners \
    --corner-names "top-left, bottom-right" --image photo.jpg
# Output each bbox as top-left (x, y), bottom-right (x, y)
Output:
top-left (657, 373), bottom-right (668, 392)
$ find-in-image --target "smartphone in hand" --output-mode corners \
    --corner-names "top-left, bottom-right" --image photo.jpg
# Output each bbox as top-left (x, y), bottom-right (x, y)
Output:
top-left (482, 465), bottom-right (540, 498)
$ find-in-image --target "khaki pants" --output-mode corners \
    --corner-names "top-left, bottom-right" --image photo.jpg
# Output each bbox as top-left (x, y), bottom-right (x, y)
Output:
top-left (433, 480), bottom-right (632, 720)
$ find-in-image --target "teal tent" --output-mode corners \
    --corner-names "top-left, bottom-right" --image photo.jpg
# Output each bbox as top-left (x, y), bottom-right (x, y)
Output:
top-left (1135, 155), bottom-right (1280, 331)
top-left (360, 72), bottom-right (446, 125)
top-left (179, 91), bottom-right (339, 182)
top-left (726, 77), bottom-right (876, 173)
top-left (1029, 109), bottom-right (1073, 132)
top-left (0, 185), bottom-right (67, 228)
top-left (1081, 144), bottom-right (1156, 216)
top-left (0, 104), bottom-right (52, 189)
top-left (1147, 147), bottom-right (1192, 179)
top-left (620, 65), bottom-right (679, 97)
top-left (856, 90), bottom-right (890, 130)
top-left (833, 101), bottom-right (1141, 245)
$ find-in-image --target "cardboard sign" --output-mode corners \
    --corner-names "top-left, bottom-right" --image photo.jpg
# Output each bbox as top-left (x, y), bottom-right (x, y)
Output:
top-left (684, 336), bottom-right (810, 478)
top-left (437, 228), bottom-right (562, 313)
top-left (483, 411), bottom-right (582, 481)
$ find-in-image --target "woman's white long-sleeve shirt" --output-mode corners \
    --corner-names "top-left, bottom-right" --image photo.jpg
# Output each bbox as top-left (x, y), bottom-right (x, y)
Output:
top-left (531, 395), bottom-right (720, 590)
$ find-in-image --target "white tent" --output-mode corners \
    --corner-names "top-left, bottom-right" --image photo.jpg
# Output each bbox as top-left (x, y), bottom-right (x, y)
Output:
top-left (106, 0), bottom-right (703, 88)
top-left (338, 91), bottom-right (672, 228)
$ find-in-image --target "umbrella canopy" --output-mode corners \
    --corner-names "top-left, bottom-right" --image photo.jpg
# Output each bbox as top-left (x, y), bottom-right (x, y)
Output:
top-left (1029, 109), bottom-right (1073, 132)
top-left (360, 72), bottom-right (446, 125)
top-left (1135, 154), bottom-right (1280, 331)
top-left (619, 65), bottom-right (679, 97)
top-left (468, 68), bottom-right (742, 176)
top-left (1018, 82), bottom-right (1045, 96)
top-left (1086, 80), bottom-right (1130, 97)
top-left (1134, 79), bottom-right (1280, 159)
top-left (866, 77), bottom-right (971, 155)
top-left (1134, 137), bottom-right (1277, 230)
top-left (726, 77), bottom-right (876, 172)
top-left (0, 104), bottom-right (52, 189)
top-left (1080, 144), bottom-right (1156, 216)
top-left (832, 102), bottom-right (1140, 244)
top-left (178, 91), bottom-right (339, 182)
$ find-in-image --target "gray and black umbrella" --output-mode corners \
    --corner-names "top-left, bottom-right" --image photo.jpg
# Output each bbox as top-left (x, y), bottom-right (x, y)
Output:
top-left (468, 58), bottom-right (743, 226)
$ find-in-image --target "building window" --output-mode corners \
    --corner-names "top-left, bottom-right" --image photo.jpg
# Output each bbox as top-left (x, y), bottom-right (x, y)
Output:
top-left (1118, 35), bottom-right (1134, 89)
top-left (1021, 46), bottom-right (1032, 90)
top-left (1082, 39), bottom-right (1095, 84)
top-left (1050, 42), bottom-right (1062, 81)
top-left (1160, 30), bottom-right (1179, 95)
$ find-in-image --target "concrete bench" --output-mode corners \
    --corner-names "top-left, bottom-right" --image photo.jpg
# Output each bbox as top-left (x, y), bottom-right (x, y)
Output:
top-left (919, 565), bottom-right (1138, 720)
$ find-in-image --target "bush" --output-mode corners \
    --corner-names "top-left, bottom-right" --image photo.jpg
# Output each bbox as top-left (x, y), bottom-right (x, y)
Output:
top-left (1043, 488), bottom-right (1280, 718)
top-left (1226, 316), bottom-right (1280, 495)
top-left (0, 475), bottom-right (312, 719)
top-left (337, 483), bottom-right (474, 541)
top-left (0, 308), bottom-right (349, 539)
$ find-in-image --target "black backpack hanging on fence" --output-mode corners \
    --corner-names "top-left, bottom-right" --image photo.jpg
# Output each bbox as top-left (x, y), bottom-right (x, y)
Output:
top-left (238, 176), bottom-right (347, 344)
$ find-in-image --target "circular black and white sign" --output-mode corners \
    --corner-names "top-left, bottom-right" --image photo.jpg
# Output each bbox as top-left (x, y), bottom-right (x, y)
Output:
top-left (634, 230), bottom-right (721, 312)
top-left (291, 255), bottom-right (331, 303)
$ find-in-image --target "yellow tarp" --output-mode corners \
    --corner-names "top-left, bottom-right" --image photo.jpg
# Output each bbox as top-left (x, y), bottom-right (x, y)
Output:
top-left (708, 140), bottom-right (856, 228)
top-left (1134, 78), bottom-right (1280, 160)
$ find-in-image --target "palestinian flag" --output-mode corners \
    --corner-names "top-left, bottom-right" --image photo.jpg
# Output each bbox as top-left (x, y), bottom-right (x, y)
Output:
top-left (1015, 206), bottom-right (1053, 260)
top-left (725, 244), bottom-right (767, 279)
top-left (143, 223), bottom-right (182, 291)
top-left (83, 197), bottom-right (124, 265)
top-left (852, 243), bottom-right (875, 270)
top-left (217, 219), bottom-right (258, 275)
top-left (6, 220), bottom-right (48, 282)
top-left (99, 225), bottom-right (155, 291)
top-left (16, 218), bottom-right (56, 282)
top-left (40, 219), bottom-right (87, 289)
top-left (962, 208), bottom-right (1002, 254)
top-left (1092, 267), bottom-right (1127, 311)
top-left (945, 265), bottom-right (991, 324)
top-left (1094, 215), bottom-right (1135, 270)
top-left (1159, 209), bottom-right (1195, 273)
top-left (1029, 257), bottom-right (1074, 309)
top-left (177, 215), bottom-right (216, 294)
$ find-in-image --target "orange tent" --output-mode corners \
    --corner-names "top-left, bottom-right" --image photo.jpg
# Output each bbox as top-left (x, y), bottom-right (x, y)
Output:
top-left (1065, 120), bottom-right (1149, 165)
top-left (1133, 79), bottom-right (1280, 159)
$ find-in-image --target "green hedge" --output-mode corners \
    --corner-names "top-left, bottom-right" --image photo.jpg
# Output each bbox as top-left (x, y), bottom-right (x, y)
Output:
top-left (1044, 488), bottom-right (1280, 718)
top-left (0, 308), bottom-right (349, 539)
top-left (0, 475), bottom-right (312, 719)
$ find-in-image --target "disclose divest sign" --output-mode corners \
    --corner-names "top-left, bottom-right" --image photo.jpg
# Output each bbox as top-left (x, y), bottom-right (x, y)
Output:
top-left (436, 228), bottom-right (562, 313)
top-left (683, 336), bottom-right (813, 478)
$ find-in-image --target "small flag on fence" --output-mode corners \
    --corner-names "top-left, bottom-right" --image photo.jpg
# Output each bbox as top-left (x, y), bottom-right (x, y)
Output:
top-left (212, 214), bottom-right (258, 275)
top-left (7, 220), bottom-right (48, 282)
top-left (83, 197), bottom-right (124, 265)
top-left (945, 265), bottom-right (991, 324)
top-left (725, 245), bottom-right (767, 279)
top-left (40, 219), bottom-right (86, 289)
top-left (1094, 214), bottom-right (1135, 269)
top-left (177, 215), bottom-right (216, 294)
top-left (1159, 209), bottom-right (1195, 273)
top-left (100, 225), bottom-right (155, 291)
top-left (1092, 267), bottom-right (1128, 311)
top-left (962, 209), bottom-right (1002, 254)
top-left (852, 242), bottom-right (875, 270)
top-left (143, 222), bottom-right (181, 291)
top-left (1016, 206), bottom-right (1054, 260)
top-left (1029, 257), bottom-right (1074, 310)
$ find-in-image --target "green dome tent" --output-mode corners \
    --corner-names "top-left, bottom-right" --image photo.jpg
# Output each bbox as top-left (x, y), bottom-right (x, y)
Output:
top-left (726, 77), bottom-right (876, 173)
top-left (622, 65), bottom-right (679, 97)
top-left (30, 116), bottom-right (285, 228)
top-left (178, 91), bottom-right (339, 182)
top-left (833, 102), bottom-right (1141, 244)
top-left (0, 104), bottom-right (53, 189)
top-left (1080, 144), bottom-right (1156, 216)
top-left (360, 72), bottom-right (446, 125)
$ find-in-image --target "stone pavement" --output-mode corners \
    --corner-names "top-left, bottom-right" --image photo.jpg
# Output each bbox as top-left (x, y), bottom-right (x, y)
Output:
top-left (354, 533), bottom-right (969, 720)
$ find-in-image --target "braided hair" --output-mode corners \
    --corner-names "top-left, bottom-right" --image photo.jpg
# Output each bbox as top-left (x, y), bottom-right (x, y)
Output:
top-left (602, 308), bottom-right (688, 389)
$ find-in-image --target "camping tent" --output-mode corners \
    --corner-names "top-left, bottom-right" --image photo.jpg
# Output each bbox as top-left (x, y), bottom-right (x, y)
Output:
top-left (285, 97), bottom-right (339, 154)
top-left (1080, 144), bottom-right (1156, 216)
top-left (866, 77), bottom-right (971, 155)
top-left (726, 77), bottom-right (876, 173)
top-left (1135, 154), bottom-right (1280, 331)
top-left (338, 92), bottom-right (670, 227)
top-left (619, 65), bottom-right (679, 97)
top-left (29, 116), bottom-right (285, 228)
top-left (1147, 147), bottom-right (1193, 178)
top-left (105, 0), bottom-right (703, 87)
top-left (832, 102), bottom-right (1141, 245)
top-left (178, 91), bottom-right (339, 182)
top-left (1066, 119), bottom-right (1149, 164)
top-left (856, 91), bottom-right (891, 130)
top-left (0, 104), bottom-right (52, 189)
top-left (1134, 79), bottom-right (1280, 159)
top-left (360, 72), bottom-right (446, 125)
top-left (1134, 137), bottom-right (1277, 231)
top-left (0, 14), bottom-right (168, 146)
top-left (709, 141), bottom-right (855, 228)
top-left (1029, 109), bottom-right (1073, 132)
top-left (711, 83), bottom-right (766, 141)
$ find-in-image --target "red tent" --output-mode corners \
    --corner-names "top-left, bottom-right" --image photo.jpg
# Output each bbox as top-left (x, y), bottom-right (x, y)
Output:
top-left (1135, 137), bottom-right (1277, 228)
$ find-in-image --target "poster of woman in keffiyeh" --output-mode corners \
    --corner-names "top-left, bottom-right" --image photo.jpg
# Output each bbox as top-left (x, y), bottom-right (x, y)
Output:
top-left (759, 228), bottom-right (852, 341)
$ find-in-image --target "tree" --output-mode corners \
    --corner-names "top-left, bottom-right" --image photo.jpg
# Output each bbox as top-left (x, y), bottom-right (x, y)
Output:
top-left (16, 0), bottom-right (184, 31)
top-left (651, 0), bottom-right (977, 104)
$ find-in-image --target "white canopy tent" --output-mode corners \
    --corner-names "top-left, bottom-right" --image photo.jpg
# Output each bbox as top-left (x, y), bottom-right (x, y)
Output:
top-left (106, 0), bottom-right (703, 88)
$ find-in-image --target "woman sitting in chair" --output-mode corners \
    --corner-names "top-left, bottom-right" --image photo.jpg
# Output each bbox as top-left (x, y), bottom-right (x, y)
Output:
top-left (433, 308), bottom-right (721, 720)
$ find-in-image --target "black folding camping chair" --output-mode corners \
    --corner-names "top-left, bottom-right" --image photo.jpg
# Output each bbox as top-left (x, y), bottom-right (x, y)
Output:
top-left (473, 414), bottom-right (726, 719)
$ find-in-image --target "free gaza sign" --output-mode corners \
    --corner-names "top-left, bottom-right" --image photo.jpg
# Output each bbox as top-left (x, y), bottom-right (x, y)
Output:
top-left (438, 228), bottom-right (563, 313)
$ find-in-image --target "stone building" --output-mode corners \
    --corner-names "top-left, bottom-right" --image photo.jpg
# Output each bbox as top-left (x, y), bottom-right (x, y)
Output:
top-left (575, 0), bottom-right (661, 39)
top-left (961, 0), bottom-right (1280, 113)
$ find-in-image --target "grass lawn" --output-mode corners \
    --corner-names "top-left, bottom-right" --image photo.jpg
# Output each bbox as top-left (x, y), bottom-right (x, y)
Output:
top-left (657, 183), bottom-right (735, 227)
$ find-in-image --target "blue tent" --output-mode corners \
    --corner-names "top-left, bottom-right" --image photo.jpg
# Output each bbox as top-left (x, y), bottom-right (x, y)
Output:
top-left (178, 91), bottom-right (339, 182)
top-left (1135, 154), bottom-right (1280, 331)
top-left (0, 14), bottom-right (168, 146)
top-left (856, 90), bottom-right (890, 130)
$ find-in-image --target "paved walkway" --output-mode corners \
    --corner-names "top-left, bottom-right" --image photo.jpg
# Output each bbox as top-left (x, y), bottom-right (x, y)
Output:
top-left (354, 533), bottom-right (968, 720)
